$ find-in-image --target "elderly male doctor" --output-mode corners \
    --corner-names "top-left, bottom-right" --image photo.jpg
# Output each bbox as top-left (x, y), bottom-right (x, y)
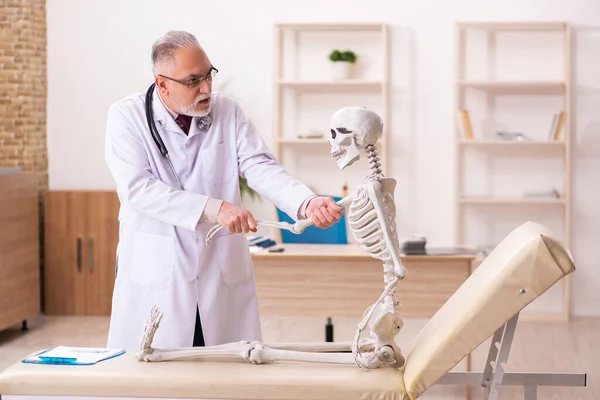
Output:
top-left (104, 30), bottom-right (343, 350)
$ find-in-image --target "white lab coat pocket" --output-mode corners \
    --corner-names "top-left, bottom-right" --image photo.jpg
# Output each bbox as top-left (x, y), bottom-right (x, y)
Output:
top-left (214, 233), bottom-right (252, 286)
top-left (130, 231), bottom-right (175, 290)
top-left (201, 142), bottom-right (236, 186)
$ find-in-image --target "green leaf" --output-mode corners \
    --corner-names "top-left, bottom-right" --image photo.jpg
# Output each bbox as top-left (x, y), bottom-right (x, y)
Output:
top-left (328, 49), bottom-right (357, 63)
top-left (239, 176), bottom-right (260, 201)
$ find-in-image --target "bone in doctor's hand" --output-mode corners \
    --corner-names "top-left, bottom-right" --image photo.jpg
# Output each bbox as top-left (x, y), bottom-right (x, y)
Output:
top-left (305, 196), bottom-right (344, 229)
top-left (216, 202), bottom-right (258, 234)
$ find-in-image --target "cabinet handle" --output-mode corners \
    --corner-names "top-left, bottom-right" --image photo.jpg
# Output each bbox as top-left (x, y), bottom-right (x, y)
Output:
top-left (76, 237), bottom-right (82, 272)
top-left (89, 238), bottom-right (94, 272)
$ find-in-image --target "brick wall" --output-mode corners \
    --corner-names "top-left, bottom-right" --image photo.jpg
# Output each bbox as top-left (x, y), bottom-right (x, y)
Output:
top-left (0, 0), bottom-right (48, 189)
top-left (1, 0), bottom-right (48, 312)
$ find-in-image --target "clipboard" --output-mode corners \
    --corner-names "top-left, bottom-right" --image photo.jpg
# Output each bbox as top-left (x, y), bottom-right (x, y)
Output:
top-left (21, 346), bottom-right (126, 366)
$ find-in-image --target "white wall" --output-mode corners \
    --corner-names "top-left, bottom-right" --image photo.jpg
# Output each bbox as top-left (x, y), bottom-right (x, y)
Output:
top-left (46, 0), bottom-right (600, 316)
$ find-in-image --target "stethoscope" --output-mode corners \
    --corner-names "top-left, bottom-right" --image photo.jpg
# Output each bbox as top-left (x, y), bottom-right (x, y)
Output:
top-left (144, 83), bottom-right (211, 190)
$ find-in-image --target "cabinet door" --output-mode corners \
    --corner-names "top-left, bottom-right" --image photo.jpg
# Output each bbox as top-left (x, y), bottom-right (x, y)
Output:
top-left (44, 191), bottom-right (87, 315)
top-left (85, 191), bottom-right (120, 315)
top-left (0, 173), bottom-right (41, 330)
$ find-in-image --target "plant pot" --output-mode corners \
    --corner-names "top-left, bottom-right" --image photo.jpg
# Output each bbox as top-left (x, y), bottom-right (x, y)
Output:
top-left (332, 61), bottom-right (354, 80)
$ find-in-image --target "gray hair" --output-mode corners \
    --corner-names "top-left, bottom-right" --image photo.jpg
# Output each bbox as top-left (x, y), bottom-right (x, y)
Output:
top-left (151, 30), bottom-right (201, 75)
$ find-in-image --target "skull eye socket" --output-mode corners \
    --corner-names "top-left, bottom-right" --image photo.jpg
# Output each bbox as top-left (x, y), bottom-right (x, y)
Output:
top-left (336, 126), bottom-right (353, 134)
top-left (331, 126), bottom-right (353, 140)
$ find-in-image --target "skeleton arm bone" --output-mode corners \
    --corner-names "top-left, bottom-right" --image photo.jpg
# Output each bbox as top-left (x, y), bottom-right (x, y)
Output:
top-left (367, 179), bottom-right (406, 279)
top-left (205, 192), bottom-right (355, 245)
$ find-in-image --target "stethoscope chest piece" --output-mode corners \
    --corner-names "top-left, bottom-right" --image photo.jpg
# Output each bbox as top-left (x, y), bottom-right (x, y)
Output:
top-left (198, 115), bottom-right (212, 132)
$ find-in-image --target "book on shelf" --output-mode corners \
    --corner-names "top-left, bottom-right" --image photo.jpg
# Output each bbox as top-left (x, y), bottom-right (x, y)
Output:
top-left (457, 109), bottom-right (474, 139)
top-left (522, 189), bottom-right (560, 198)
top-left (548, 110), bottom-right (566, 140)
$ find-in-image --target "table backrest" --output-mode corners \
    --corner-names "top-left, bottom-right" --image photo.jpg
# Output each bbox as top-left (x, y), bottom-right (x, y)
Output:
top-left (401, 221), bottom-right (575, 399)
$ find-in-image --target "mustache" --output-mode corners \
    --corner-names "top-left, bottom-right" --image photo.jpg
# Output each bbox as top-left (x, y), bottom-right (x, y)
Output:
top-left (194, 94), bottom-right (211, 104)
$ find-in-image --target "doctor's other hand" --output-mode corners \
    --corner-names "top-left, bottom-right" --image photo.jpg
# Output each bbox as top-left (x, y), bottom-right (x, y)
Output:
top-left (216, 202), bottom-right (258, 234)
top-left (305, 196), bottom-right (344, 229)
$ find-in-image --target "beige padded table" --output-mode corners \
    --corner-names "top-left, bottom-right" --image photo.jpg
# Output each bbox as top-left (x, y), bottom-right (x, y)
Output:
top-left (0, 351), bottom-right (404, 400)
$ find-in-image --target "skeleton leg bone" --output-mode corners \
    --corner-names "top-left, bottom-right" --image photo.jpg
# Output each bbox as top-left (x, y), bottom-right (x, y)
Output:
top-left (139, 341), bottom-right (359, 365)
top-left (137, 305), bottom-right (380, 366)
top-left (138, 342), bottom-right (253, 362)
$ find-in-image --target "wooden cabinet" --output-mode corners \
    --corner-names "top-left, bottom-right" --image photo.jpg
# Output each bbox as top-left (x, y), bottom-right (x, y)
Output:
top-left (0, 172), bottom-right (41, 331)
top-left (44, 190), bottom-right (120, 316)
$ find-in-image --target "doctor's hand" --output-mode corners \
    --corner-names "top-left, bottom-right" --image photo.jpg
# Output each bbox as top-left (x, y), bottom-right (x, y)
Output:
top-left (305, 196), bottom-right (344, 229)
top-left (216, 202), bottom-right (258, 234)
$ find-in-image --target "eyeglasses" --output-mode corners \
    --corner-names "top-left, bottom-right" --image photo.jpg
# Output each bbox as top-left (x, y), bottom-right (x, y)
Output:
top-left (159, 66), bottom-right (218, 88)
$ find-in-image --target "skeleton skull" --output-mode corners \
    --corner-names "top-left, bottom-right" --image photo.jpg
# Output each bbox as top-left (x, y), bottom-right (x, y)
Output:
top-left (329, 106), bottom-right (384, 170)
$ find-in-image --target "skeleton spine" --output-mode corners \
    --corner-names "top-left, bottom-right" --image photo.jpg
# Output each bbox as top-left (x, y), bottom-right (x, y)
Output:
top-left (366, 145), bottom-right (382, 176)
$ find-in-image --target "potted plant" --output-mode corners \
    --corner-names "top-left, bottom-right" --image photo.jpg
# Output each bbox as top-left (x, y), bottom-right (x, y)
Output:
top-left (239, 176), bottom-right (260, 202)
top-left (328, 49), bottom-right (357, 80)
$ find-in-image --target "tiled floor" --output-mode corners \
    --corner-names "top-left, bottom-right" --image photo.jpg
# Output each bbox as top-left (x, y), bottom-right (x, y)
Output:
top-left (0, 314), bottom-right (596, 399)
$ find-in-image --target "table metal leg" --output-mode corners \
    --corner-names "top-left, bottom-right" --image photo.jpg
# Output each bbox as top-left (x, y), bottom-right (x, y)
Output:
top-left (523, 385), bottom-right (537, 400)
top-left (325, 317), bottom-right (333, 342)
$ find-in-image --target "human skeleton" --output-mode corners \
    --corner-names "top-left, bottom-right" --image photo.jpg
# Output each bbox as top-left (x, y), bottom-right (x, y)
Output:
top-left (137, 106), bottom-right (408, 371)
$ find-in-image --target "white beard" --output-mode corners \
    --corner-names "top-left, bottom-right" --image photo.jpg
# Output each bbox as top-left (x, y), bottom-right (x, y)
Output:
top-left (180, 94), bottom-right (212, 117)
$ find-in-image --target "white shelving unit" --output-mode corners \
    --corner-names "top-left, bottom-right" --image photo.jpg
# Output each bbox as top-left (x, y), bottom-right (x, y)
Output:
top-left (271, 22), bottom-right (390, 239)
top-left (454, 21), bottom-right (572, 321)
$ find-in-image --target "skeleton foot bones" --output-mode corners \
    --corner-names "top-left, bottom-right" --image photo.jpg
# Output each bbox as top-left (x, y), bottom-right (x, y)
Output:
top-left (139, 107), bottom-right (407, 371)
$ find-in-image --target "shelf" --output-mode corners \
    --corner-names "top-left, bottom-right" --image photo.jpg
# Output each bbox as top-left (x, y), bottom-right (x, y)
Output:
top-left (278, 138), bottom-right (328, 144)
top-left (454, 21), bottom-right (572, 321)
top-left (278, 137), bottom-right (389, 145)
top-left (277, 80), bottom-right (384, 91)
top-left (275, 22), bottom-right (385, 32)
top-left (457, 21), bottom-right (567, 32)
top-left (458, 140), bottom-right (566, 147)
top-left (272, 22), bottom-right (390, 232)
top-left (458, 197), bottom-right (565, 205)
top-left (458, 80), bottom-right (565, 94)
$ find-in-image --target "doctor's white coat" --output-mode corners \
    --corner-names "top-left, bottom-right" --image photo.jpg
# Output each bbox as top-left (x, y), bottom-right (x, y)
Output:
top-left (104, 89), bottom-right (314, 350)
